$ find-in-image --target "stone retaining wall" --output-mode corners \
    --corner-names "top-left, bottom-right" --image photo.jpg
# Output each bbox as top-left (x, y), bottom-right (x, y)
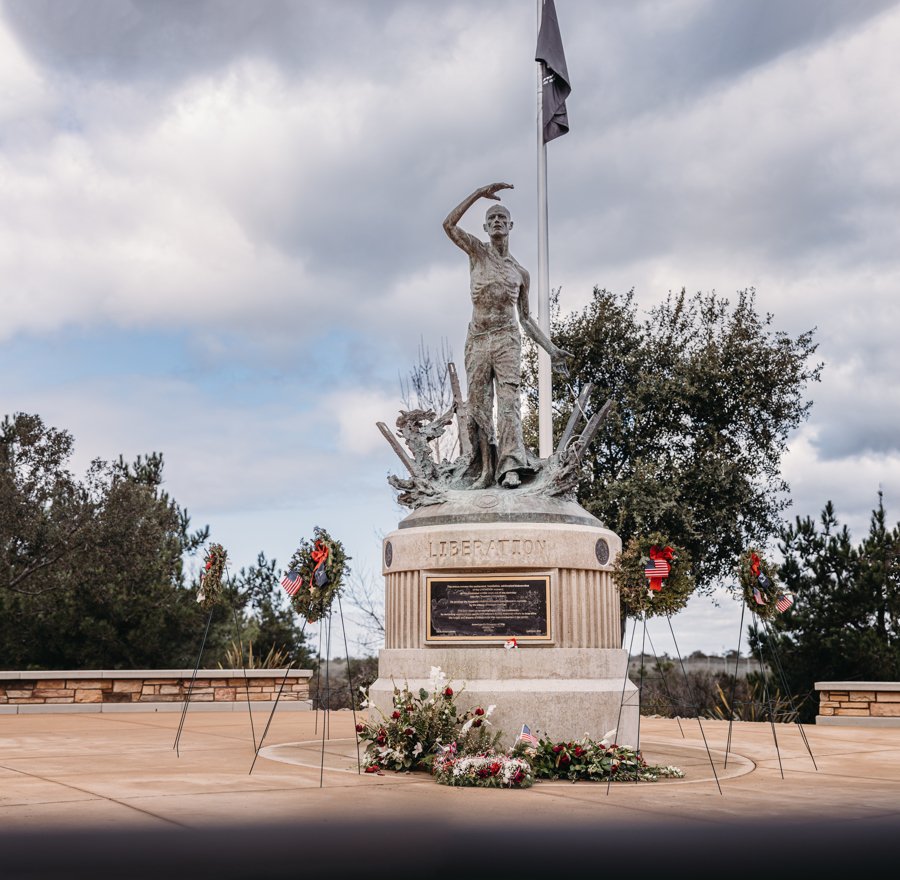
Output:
top-left (816, 681), bottom-right (900, 727)
top-left (0, 669), bottom-right (312, 714)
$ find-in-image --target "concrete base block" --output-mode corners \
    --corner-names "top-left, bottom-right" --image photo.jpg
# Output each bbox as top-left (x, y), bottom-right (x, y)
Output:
top-left (370, 647), bottom-right (638, 746)
top-left (816, 714), bottom-right (900, 727)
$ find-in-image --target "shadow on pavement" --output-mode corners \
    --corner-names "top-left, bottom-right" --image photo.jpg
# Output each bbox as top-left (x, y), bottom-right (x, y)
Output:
top-left (1, 818), bottom-right (894, 878)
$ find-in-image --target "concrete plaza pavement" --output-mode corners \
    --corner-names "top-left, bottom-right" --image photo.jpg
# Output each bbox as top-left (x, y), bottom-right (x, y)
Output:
top-left (1, 708), bottom-right (898, 830)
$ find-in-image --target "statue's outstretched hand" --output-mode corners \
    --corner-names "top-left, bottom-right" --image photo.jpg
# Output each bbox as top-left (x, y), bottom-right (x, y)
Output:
top-left (551, 345), bottom-right (573, 378)
top-left (479, 182), bottom-right (514, 201)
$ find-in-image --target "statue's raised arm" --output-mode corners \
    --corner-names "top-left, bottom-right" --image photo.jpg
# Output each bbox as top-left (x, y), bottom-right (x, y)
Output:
top-left (442, 182), bottom-right (514, 253)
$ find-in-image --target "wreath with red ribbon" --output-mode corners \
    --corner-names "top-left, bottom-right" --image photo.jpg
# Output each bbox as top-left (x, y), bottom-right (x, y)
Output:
top-left (613, 533), bottom-right (695, 618)
top-left (285, 527), bottom-right (350, 623)
top-left (197, 542), bottom-right (227, 610)
top-left (736, 550), bottom-right (792, 621)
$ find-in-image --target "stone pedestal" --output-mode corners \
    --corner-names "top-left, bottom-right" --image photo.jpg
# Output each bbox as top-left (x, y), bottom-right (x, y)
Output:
top-left (369, 493), bottom-right (638, 745)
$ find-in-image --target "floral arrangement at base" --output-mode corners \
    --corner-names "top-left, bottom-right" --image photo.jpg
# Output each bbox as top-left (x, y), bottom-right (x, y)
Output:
top-left (287, 526), bottom-right (350, 623)
top-left (613, 532), bottom-right (694, 618)
top-left (357, 667), bottom-right (502, 773)
top-left (433, 750), bottom-right (533, 788)
top-left (736, 549), bottom-right (792, 621)
top-left (515, 733), bottom-right (685, 783)
top-left (197, 543), bottom-right (227, 610)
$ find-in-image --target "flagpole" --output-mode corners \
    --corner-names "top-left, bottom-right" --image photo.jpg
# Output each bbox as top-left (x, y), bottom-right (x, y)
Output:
top-left (536, 0), bottom-right (552, 459)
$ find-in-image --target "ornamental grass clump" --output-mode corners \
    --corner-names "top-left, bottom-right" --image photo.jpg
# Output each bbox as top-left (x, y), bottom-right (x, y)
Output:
top-left (357, 667), bottom-right (501, 773)
top-left (516, 734), bottom-right (684, 783)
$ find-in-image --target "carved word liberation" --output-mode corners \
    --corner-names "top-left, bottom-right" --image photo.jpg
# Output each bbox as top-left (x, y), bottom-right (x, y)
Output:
top-left (427, 538), bottom-right (548, 560)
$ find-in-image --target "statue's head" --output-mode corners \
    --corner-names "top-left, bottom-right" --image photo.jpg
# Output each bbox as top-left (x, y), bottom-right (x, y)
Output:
top-left (484, 204), bottom-right (513, 237)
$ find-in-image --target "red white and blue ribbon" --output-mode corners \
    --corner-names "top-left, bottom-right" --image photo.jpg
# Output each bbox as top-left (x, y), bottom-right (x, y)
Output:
top-left (644, 545), bottom-right (674, 591)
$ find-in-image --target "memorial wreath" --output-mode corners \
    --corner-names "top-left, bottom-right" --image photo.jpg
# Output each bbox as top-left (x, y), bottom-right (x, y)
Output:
top-left (286, 527), bottom-right (350, 623)
top-left (197, 542), bottom-right (227, 610)
top-left (737, 549), bottom-right (793, 621)
top-left (613, 532), bottom-right (694, 617)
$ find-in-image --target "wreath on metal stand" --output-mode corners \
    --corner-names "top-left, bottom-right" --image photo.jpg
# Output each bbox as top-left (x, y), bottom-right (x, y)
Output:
top-left (197, 542), bottom-right (228, 610)
top-left (284, 527), bottom-right (350, 624)
top-left (736, 549), bottom-right (794, 621)
top-left (613, 532), bottom-right (695, 618)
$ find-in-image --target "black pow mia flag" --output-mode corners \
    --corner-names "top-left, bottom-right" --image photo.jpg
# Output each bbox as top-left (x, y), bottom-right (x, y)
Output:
top-left (535, 0), bottom-right (571, 142)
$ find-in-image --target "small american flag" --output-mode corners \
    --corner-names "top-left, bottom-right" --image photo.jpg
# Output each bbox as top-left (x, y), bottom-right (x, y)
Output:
top-left (516, 723), bottom-right (538, 747)
top-left (775, 592), bottom-right (794, 613)
top-left (752, 586), bottom-right (767, 605)
top-left (644, 558), bottom-right (669, 590)
top-left (280, 569), bottom-right (303, 597)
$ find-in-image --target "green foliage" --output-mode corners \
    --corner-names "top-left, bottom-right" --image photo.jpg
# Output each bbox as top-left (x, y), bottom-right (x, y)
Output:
top-left (516, 734), bottom-right (684, 782)
top-left (1, 413), bottom-right (212, 668)
top-left (764, 493), bottom-right (900, 721)
top-left (0, 413), bottom-right (310, 670)
top-left (524, 288), bottom-right (820, 595)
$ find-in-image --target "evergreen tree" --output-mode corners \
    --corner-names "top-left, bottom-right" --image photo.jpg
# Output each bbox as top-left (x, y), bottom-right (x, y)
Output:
top-left (768, 494), bottom-right (900, 719)
top-left (1, 413), bottom-right (310, 669)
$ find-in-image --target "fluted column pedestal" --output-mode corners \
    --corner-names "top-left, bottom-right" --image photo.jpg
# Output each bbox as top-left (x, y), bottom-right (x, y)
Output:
top-left (370, 499), bottom-right (638, 745)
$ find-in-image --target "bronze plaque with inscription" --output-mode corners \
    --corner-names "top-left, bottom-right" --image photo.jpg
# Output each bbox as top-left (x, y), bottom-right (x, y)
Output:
top-left (426, 574), bottom-right (551, 642)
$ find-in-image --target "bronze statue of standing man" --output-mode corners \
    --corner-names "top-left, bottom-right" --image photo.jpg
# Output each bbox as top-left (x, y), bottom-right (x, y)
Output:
top-left (443, 182), bottom-right (570, 490)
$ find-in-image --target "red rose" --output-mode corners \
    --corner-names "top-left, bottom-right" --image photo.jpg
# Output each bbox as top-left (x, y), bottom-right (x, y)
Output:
top-left (474, 707), bottom-right (485, 716)
top-left (364, 764), bottom-right (380, 774)
top-left (443, 687), bottom-right (453, 698)
top-left (513, 769), bottom-right (525, 783)
top-left (552, 744), bottom-right (563, 753)
top-left (355, 723), bottom-right (365, 733)
top-left (205, 561), bottom-right (212, 570)
top-left (559, 753), bottom-right (570, 764)
top-left (472, 719), bottom-right (482, 728)
top-left (391, 710), bottom-right (401, 719)
top-left (490, 762), bottom-right (501, 775)
top-left (405, 705), bottom-right (414, 712)
top-left (574, 746), bottom-right (585, 757)
top-left (404, 727), bottom-right (415, 736)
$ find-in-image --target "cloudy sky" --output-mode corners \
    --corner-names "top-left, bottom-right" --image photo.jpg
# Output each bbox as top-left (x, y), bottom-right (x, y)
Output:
top-left (2, 0), bottom-right (899, 656)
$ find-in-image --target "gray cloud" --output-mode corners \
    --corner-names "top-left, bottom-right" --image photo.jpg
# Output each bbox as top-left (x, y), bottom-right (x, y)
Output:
top-left (2, 0), bottom-right (403, 85)
top-left (4, 0), bottom-right (900, 615)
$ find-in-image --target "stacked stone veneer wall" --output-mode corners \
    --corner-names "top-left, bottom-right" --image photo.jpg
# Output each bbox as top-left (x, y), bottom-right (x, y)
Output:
top-left (0, 670), bottom-right (312, 714)
top-left (816, 681), bottom-right (900, 726)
